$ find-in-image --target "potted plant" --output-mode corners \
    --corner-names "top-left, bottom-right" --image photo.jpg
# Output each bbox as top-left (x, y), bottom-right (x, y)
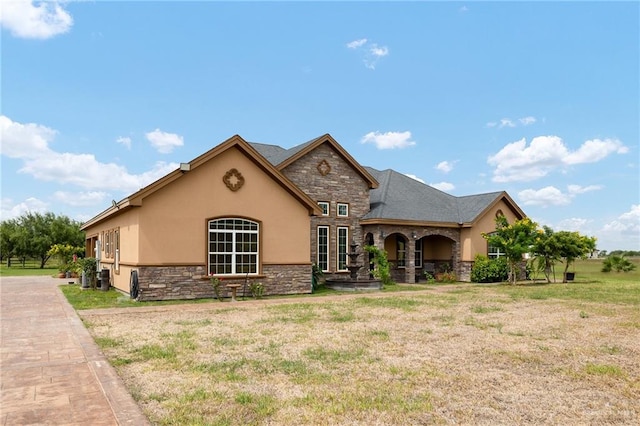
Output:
top-left (79, 257), bottom-right (98, 289)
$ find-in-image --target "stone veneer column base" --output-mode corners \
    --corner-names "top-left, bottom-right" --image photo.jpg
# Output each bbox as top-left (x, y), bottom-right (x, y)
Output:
top-left (135, 264), bottom-right (312, 301)
top-left (458, 261), bottom-right (473, 282)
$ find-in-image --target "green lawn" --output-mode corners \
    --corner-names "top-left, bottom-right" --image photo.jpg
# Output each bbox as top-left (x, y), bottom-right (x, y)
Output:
top-left (0, 265), bottom-right (58, 277)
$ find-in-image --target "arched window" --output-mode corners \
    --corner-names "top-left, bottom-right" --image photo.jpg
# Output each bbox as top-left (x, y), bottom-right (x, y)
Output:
top-left (208, 218), bottom-right (259, 276)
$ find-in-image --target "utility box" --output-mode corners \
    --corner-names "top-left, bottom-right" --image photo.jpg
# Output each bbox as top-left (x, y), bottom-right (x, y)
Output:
top-left (100, 268), bottom-right (110, 291)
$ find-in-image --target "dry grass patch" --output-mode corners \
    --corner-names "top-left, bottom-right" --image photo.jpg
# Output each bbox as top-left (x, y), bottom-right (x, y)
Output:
top-left (81, 287), bottom-right (640, 425)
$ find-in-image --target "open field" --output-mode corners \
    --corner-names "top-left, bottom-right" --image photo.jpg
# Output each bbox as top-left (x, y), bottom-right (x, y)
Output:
top-left (77, 259), bottom-right (640, 425)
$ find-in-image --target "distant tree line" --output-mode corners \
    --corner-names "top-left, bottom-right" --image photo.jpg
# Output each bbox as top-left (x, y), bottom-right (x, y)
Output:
top-left (0, 212), bottom-right (85, 268)
top-left (598, 250), bottom-right (640, 258)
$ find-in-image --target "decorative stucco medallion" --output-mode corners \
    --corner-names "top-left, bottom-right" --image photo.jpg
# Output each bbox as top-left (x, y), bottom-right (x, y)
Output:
top-left (317, 159), bottom-right (331, 176)
top-left (223, 168), bottom-right (245, 192)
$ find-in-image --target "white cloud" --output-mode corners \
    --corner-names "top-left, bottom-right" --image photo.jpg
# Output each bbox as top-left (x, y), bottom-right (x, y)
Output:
top-left (518, 186), bottom-right (569, 207)
top-left (556, 217), bottom-right (591, 232)
top-left (435, 160), bottom-right (454, 173)
top-left (486, 116), bottom-right (537, 129)
top-left (346, 38), bottom-right (367, 49)
top-left (361, 131), bottom-right (416, 150)
top-left (370, 44), bottom-right (389, 58)
top-left (20, 153), bottom-right (177, 192)
top-left (488, 135), bottom-right (628, 182)
top-left (0, 115), bottom-right (56, 159)
top-left (116, 136), bottom-right (132, 150)
top-left (0, 197), bottom-right (49, 221)
top-left (145, 129), bottom-right (184, 154)
top-left (347, 38), bottom-right (389, 70)
top-left (52, 191), bottom-right (110, 207)
top-left (459, 6), bottom-right (469, 13)
top-left (430, 182), bottom-right (455, 192)
top-left (404, 174), bottom-right (425, 184)
top-left (518, 184), bottom-right (603, 207)
top-left (0, 115), bottom-right (180, 194)
top-left (519, 116), bottom-right (536, 126)
top-left (603, 205), bottom-right (640, 233)
top-left (567, 184), bottom-right (603, 195)
top-left (0, 0), bottom-right (73, 39)
top-left (564, 138), bottom-right (629, 165)
top-left (499, 118), bottom-right (516, 128)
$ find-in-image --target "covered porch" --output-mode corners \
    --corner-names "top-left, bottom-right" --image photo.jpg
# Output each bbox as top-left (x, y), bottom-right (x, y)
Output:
top-left (364, 226), bottom-right (461, 283)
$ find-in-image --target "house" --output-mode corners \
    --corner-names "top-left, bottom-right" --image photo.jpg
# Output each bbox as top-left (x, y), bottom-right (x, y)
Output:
top-left (81, 133), bottom-right (525, 300)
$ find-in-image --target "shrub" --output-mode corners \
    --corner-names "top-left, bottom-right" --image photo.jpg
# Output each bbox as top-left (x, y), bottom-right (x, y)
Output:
top-left (210, 276), bottom-right (223, 301)
top-left (250, 282), bottom-right (264, 299)
top-left (363, 245), bottom-right (394, 287)
top-left (471, 255), bottom-right (508, 283)
top-left (602, 255), bottom-right (636, 273)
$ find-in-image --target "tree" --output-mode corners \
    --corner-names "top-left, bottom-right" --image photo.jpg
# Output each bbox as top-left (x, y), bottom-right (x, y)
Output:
top-left (531, 226), bottom-right (562, 283)
top-left (483, 216), bottom-right (538, 285)
top-left (1, 212), bottom-right (85, 268)
top-left (0, 219), bottom-right (19, 265)
top-left (554, 231), bottom-right (597, 283)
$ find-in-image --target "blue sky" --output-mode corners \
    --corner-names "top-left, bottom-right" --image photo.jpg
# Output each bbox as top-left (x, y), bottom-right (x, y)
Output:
top-left (1, 1), bottom-right (638, 251)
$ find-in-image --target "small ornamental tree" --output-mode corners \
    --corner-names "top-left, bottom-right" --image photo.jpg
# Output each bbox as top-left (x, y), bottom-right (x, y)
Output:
top-left (554, 231), bottom-right (597, 283)
top-left (531, 226), bottom-right (563, 283)
top-left (483, 216), bottom-right (538, 285)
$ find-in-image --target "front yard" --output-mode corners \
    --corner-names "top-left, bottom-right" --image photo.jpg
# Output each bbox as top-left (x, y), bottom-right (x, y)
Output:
top-left (76, 269), bottom-right (640, 425)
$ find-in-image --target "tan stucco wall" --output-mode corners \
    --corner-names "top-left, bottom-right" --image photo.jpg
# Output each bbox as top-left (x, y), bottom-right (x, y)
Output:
top-left (82, 210), bottom-right (140, 292)
top-left (137, 146), bottom-right (311, 265)
top-left (422, 236), bottom-right (453, 259)
top-left (460, 199), bottom-right (522, 261)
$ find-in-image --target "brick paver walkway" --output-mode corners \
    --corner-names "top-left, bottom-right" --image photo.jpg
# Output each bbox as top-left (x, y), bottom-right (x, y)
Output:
top-left (0, 276), bottom-right (149, 425)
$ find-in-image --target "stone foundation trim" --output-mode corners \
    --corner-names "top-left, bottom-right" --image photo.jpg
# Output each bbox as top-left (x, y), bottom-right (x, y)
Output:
top-left (135, 264), bottom-right (312, 301)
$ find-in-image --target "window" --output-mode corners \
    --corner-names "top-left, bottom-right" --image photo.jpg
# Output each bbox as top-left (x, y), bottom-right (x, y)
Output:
top-left (318, 202), bottom-right (329, 216)
top-left (208, 218), bottom-right (259, 275)
top-left (104, 231), bottom-right (110, 258)
top-left (415, 238), bottom-right (422, 268)
top-left (114, 229), bottom-right (120, 272)
top-left (396, 235), bottom-right (406, 267)
top-left (337, 227), bottom-right (348, 271)
top-left (488, 245), bottom-right (506, 259)
top-left (317, 226), bottom-right (329, 271)
top-left (337, 203), bottom-right (349, 217)
top-left (487, 232), bottom-right (506, 259)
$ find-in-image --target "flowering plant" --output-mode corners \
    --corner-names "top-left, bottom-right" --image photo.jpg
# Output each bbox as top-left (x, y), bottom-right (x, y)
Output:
top-left (210, 274), bottom-right (223, 301)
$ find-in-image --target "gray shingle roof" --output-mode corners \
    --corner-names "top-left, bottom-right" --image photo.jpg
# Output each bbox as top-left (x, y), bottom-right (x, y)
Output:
top-left (363, 167), bottom-right (503, 224)
top-left (249, 135), bottom-right (324, 166)
top-left (250, 138), bottom-right (505, 225)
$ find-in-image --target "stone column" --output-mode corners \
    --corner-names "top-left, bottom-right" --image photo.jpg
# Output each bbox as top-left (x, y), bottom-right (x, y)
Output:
top-left (407, 237), bottom-right (416, 284)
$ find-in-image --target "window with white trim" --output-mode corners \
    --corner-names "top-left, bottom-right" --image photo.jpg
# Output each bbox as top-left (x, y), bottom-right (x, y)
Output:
top-left (415, 238), bottom-right (422, 268)
top-left (318, 202), bottom-right (329, 216)
top-left (317, 226), bottom-right (329, 272)
top-left (337, 227), bottom-right (349, 271)
top-left (208, 218), bottom-right (259, 275)
top-left (396, 235), bottom-right (406, 267)
top-left (337, 203), bottom-right (349, 217)
top-left (487, 232), bottom-right (506, 259)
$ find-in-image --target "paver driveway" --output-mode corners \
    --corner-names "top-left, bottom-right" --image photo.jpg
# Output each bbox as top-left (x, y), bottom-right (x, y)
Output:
top-left (0, 276), bottom-right (148, 426)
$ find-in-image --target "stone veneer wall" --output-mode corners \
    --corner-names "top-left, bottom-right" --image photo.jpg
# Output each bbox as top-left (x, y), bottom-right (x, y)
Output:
top-left (281, 142), bottom-right (371, 280)
top-left (458, 261), bottom-right (473, 282)
top-left (135, 264), bottom-right (312, 301)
